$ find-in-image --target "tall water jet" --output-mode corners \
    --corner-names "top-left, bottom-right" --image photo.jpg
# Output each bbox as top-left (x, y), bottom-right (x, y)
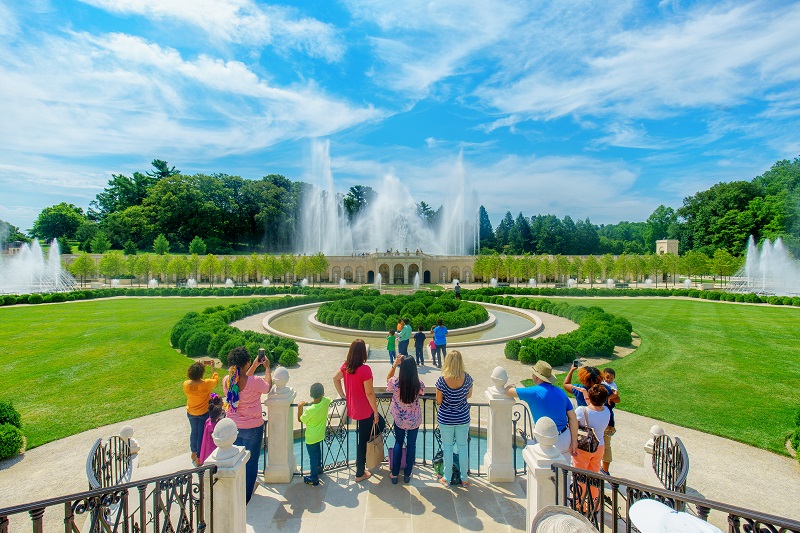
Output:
top-left (567, 279), bottom-right (576, 288)
top-left (683, 279), bottom-right (692, 289)
top-left (148, 279), bottom-right (158, 288)
top-left (339, 278), bottom-right (347, 288)
top-left (527, 278), bottom-right (536, 288)
top-left (225, 279), bottom-right (234, 288)
top-left (606, 278), bottom-right (614, 289)
top-left (375, 272), bottom-right (382, 291)
top-left (298, 140), bottom-right (479, 255)
top-left (490, 278), bottom-right (498, 288)
top-left (0, 239), bottom-right (78, 294)
top-left (728, 236), bottom-right (800, 296)
top-left (413, 273), bottom-right (420, 290)
top-left (262, 279), bottom-right (271, 287)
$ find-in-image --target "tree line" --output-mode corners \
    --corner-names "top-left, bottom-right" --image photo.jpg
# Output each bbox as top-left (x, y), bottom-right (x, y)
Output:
top-left (9, 156), bottom-right (800, 259)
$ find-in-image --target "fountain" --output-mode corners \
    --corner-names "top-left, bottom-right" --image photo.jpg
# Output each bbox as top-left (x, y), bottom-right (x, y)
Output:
top-left (645, 278), bottom-right (653, 288)
top-left (300, 278), bottom-right (308, 287)
top-left (413, 273), bottom-right (420, 290)
top-left (728, 236), bottom-right (800, 296)
top-left (298, 140), bottom-right (479, 255)
top-left (375, 272), bottom-right (382, 291)
top-left (606, 278), bottom-right (615, 289)
top-left (567, 278), bottom-right (576, 288)
top-left (111, 279), bottom-right (120, 287)
top-left (148, 279), bottom-right (158, 288)
top-left (187, 278), bottom-right (197, 288)
top-left (225, 279), bottom-right (234, 288)
top-left (339, 278), bottom-right (347, 288)
top-left (489, 278), bottom-right (498, 288)
top-left (0, 239), bottom-right (78, 294)
top-left (262, 279), bottom-right (271, 287)
top-left (683, 279), bottom-right (692, 289)
top-left (527, 278), bottom-right (536, 288)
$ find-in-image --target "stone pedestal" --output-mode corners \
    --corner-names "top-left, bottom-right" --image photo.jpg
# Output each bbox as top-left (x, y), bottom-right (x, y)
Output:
top-left (523, 416), bottom-right (562, 532)
top-left (483, 366), bottom-right (516, 482)
top-left (263, 368), bottom-right (297, 483)
top-left (644, 424), bottom-right (665, 485)
top-left (205, 418), bottom-right (249, 533)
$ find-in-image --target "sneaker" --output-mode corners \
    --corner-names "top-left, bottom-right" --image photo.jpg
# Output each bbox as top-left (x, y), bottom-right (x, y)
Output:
top-left (303, 476), bottom-right (319, 486)
top-left (599, 469), bottom-right (610, 476)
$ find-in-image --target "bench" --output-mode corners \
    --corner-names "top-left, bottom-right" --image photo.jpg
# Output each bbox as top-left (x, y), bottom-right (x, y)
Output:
top-left (496, 282), bottom-right (510, 287)
top-left (616, 282), bottom-right (630, 289)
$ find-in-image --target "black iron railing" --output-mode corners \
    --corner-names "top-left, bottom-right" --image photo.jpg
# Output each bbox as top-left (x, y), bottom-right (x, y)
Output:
top-left (0, 465), bottom-right (216, 533)
top-left (652, 434), bottom-right (688, 495)
top-left (512, 402), bottom-right (534, 475)
top-left (551, 462), bottom-right (800, 533)
top-left (271, 393), bottom-right (490, 477)
top-left (87, 435), bottom-right (132, 490)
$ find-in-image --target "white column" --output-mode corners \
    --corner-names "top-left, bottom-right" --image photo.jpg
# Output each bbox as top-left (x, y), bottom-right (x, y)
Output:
top-left (263, 367), bottom-right (297, 483)
top-left (204, 418), bottom-right (249, 533)
top-left (523, 416), bottom-right (561, 532)
top-left (484, 366), bottom-right (516, 482)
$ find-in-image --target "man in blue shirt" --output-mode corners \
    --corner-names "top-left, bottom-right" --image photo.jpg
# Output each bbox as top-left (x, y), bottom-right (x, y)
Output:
top-left (504, 360), bottom-right (578, 458)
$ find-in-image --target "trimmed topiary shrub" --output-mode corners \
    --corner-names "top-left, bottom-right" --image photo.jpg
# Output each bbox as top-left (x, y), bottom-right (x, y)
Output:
top-left (279, 349), bottom-right (299, 367)
top-left (518, 346), bottom-right (537, 365)
top-left (505, 339), bottom-right (521, 360)
top-left (0, 400), bottom-right (22, 429)
top-left (185, 331), bottom-right (213, 357)
top-left (0, 423), bottom-right (24, 460)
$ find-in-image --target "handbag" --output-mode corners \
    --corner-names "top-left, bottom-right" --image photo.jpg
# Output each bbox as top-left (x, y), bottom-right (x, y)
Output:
top-left (365, 418), bottom-right (386, 470)
top-left (576, 407), bottom-right (600, 453)
top-left (388, 446), bottom-right (407, 471)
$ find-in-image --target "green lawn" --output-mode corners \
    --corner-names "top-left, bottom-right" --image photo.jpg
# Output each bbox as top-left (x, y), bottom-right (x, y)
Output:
top-left (548, 298), bottom-right (800, 455)
top-left (0, 297), bottom-right (255, 449)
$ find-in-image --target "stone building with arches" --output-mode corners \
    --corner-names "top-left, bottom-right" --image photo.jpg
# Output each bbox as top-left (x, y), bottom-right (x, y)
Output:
top-left (326, 251), bottom-right (474, 285)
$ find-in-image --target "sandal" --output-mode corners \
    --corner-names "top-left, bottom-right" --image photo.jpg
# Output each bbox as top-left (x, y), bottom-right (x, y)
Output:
top-left (437, 475), bottom-right (449, 487)
top-left (461, 479), bottom-right (470, 488)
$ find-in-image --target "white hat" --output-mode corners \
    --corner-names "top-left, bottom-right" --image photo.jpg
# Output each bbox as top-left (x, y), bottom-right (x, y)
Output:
top-left (629, 499), bottom-right (723, 533)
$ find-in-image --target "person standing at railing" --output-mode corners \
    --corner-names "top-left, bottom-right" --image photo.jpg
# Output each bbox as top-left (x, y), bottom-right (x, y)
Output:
top-left (573, 385), bottom-right (610, 506)
top-left (222, 346), bottom-right (272, 504)
top-left (435, 350), bottom-right (473, 488)
top-left (398, 318), bottom-right (412, 358)
top-left (504, 360), bottom-right (578, 458)
top-left (333, 339), bottom-right (382, 483)
top-left (387, 356), bottom-right (425, 483)
top-left (298, 383), bottom-right (332, 487)
top-left (184, 361), bottom-right (219, 467)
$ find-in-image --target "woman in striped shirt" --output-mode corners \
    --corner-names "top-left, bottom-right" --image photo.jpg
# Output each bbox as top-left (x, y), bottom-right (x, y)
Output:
top-left (435, 350), bottom-right (473, 488)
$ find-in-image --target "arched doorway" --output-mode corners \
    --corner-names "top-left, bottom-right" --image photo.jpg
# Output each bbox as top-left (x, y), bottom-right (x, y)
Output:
top-left (408, 263), bottom-right (420, 283)
top-left (367, 270), bottom-right (374, 284)
top-left (378, 264), bottom-right (390, 283)
top-left (423, 270), bottom-right (431, 284)
top-left (344, 267), bottom-right (353, 282)
top-left (463, 268), bottom-right (472, 283)
top-left (451, 267), bottom-right (460, 282)
top-left (331, 266), bottom-right (341, 282)
top-left (393, 264), bottom-right (404, 284)
top-left (439, 267), bottom-right (447, 283)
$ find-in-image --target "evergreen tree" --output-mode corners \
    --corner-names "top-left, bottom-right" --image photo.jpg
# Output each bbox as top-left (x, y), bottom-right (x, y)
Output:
top-left (477, 206), bottom-right (495, 251)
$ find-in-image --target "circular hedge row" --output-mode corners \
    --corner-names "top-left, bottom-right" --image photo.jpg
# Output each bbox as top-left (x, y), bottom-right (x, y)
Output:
top-left (316, 291), bottom-right (489, 332)
top-left (497, 295), bottom-right (633, 367)
top-left (0, 400), bottom-right (24, 460)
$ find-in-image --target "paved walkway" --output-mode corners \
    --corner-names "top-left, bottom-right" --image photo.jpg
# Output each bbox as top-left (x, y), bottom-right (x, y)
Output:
top-left (1, 309), bottom-right (799, 530)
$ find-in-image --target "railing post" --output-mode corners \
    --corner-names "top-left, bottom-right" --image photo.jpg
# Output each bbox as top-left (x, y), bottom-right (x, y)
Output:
top-left (522, 416), bottom-right (561, 532)
top-left (643, 425), bottom-right (665, 486)
top-left (263, 367), bottom-right (297, 483)
top-left (204, 418), bottom-right (249, 533)
top-left (484, 366), bottom-right (516, 482)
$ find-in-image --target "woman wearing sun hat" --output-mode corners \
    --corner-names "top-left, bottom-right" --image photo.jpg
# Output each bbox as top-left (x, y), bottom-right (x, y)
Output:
top-left (504, 360), bottom-right (578, 458)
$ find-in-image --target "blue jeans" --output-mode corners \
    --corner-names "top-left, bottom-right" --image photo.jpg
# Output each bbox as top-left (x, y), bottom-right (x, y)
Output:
top-left (439, 422), bottom-right (469, 482)
top-left (187, 412), bottom-right (208, 455)
top-left (433, 344), bottom-right (446, 366)
top-left (234, 425), bottom-right (263, 504)
top-left (306, 441), bottom-right (322, 483)
top-left (398, 339), bottom-right (409, 356)
top-left (392, 426), bottom-right (418, 478)
top-left (388, 350), bottom-right (396, 364)
top-left (415, 345), bottom-right (424, 365)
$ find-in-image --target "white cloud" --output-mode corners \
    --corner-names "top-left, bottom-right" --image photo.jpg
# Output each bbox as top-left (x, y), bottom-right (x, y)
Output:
top-left (592, 122), bottom-right (664, 150)
top-left (80, 0), bottom-right (344, 61)
top-left (477, 2), bottom-right (800, 121)
top-left (0, 1), bottom-right (18, 37)
top-left (0, 31), bottom-right (381, 160)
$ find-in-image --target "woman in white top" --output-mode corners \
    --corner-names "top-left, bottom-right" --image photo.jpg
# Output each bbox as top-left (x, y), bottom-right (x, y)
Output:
top-left (573, 384), bottom-right (610, 506)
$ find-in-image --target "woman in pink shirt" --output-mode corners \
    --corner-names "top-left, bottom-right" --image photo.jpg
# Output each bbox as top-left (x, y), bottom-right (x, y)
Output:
top-left (222, 346), bottom-right (272, 504)
top-left (333, 339), bottom-right (380, 482)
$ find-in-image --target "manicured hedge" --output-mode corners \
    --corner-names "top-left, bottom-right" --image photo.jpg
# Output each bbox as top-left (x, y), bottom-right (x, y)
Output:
top-left (0, 401), bottom-right (24, 460)
top-left (316, 291), bottom-right (489, 332)
top-left (492, 295), bottom-right (634, 367)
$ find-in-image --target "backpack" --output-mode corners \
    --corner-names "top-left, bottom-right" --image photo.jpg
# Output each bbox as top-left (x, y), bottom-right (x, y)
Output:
top-left (432, 450), bottom-right (462, 485)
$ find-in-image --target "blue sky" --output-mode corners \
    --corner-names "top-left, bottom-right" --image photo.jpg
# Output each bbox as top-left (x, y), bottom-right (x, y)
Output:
top-left (1, 0), bottom-right (799, 232)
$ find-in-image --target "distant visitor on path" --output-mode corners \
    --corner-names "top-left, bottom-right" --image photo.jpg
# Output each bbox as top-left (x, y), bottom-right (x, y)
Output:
top-left (432, 318), bottom-right (448, 367)
top-left (183, 361), bottom-right (219, 467)
top-left (413, 326), bottom-right (426, 365)
top-left (223, 346), bottom-right (272, 504)
top-left (333, 339), bottom-right (382, 483)
top-left (435, 350), bottom-right (473, 488)
top-left (504, 360), bottom-right (578, 458)
top-left (454, 282), bottom-right (461, 300)
top-left (387, 356), bottom-right (425, 484)
top-left (398, 318), bottom-right (412, 357)
top-left (298, 382), bottom-right (331, 486)
top-left (386, 329), bottom-right (397, 365)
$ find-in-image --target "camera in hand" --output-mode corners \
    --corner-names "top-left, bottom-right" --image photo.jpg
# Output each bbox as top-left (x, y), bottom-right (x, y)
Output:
top-left (258, 348), bottom-right (266, 362)
top-left (573, 359), bottom-right (580, 368)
